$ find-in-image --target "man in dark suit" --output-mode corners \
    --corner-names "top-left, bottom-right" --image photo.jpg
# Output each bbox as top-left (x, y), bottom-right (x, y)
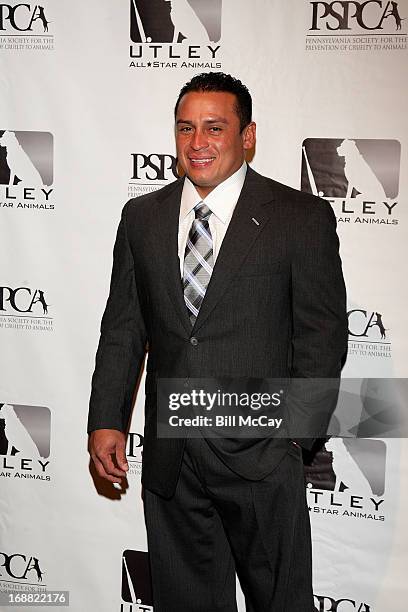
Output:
top-left (88, 72), bottom-right (347, 611)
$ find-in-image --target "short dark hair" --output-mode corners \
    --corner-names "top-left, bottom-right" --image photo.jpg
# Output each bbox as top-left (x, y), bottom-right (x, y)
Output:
top-left (174, 72), bottom-right (252, 132)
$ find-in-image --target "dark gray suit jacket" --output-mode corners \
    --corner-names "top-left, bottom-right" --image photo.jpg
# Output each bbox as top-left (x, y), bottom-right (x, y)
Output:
top-left (88, 167), bottom-right (348, 498)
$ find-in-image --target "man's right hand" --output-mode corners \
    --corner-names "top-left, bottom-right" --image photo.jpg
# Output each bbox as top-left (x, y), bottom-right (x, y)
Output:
top-left (89, 429), bottom-right (129, 484)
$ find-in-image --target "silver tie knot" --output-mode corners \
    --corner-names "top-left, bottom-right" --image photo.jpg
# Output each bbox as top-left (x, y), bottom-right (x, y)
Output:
top-left (194, 202), bottom-right (212, 221)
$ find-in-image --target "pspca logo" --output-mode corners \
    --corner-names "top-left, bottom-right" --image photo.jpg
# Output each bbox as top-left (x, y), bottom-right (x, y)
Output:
top-left (0, 403), bottom-right (51, 482)
top-left (120, 549), bottom-right (153, 611)
top-left (0, 3), bottom-right (50, 32)
top-left (306, 1), bottom-right (406, 51)
top-left (0, 285), bottom-right (53, 332)
top-left (0, 4), bottom-right (54, 51)
top-left (309, 1), bottom-right (405, 32)
top-left (301, 138), bottom-right (400, 226)
top-left (0, 549), bottom-right (46, 589)
top-left (0, 130), bottom-right (54, 212)
top-left (126, 432), bottom-right (143, 477)
top-left (348, 306), bottom-right (391, 359)
top-left (129, 0), bottom-right (222, 69)
top-left (314, 595), bottom-right (371, 611)
top-left (305, 437), bottom-right (386, 521)
top-left (128, 152), bottom-right (178, 198)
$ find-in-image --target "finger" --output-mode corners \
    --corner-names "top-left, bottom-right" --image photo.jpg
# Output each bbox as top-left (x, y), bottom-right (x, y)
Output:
top-left (92, 454), bottom-right (122, 484)
top-left (95, 450), bottom-right (127, 478)
top-left (115, 444), bottom-right (129, 472)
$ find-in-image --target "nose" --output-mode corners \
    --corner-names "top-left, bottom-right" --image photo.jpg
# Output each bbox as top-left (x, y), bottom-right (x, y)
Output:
top-left (190, 128), bottom-right (208, 151)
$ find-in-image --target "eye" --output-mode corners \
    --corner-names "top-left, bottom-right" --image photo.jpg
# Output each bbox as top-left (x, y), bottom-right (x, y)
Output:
top-left (209, 126), bottom-right (222, 133)
top-left (178, 126), bottom-right (192, 133)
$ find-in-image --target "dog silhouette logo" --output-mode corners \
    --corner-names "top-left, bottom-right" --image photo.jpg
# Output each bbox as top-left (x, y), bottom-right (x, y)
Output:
top-left (337, 139), bottom-right (388, 202)
top-left (325, 438), bottom-right (385, 497)
top-left (304, 438), bottom-right (386, 496)
top-left (31, 5), bottom-right (51, 32)
top-left (121, 550), bottom-right (153, 606)
top-left (373, 313), bottom-right (387, 339)
top-left (348, 310), bottom-right (388, 341)
top-left (130, 0), bottom-right (222, 43)
top-left (32, 558), bottom-right (45, 582)
top-left (384, 2), bottom-right (405, 30)
top-left (31, 289), bottom-right (50, 315)
top-left (301, 138), bottom-right (400, 201)
top-left (0, 403), bottom-right (50, 459)
top-left (0, 130), bottom-right (53, 186)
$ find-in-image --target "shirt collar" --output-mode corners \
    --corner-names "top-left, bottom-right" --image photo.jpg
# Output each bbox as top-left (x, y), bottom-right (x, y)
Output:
top-left (180, 162), bottom-right (247, 223)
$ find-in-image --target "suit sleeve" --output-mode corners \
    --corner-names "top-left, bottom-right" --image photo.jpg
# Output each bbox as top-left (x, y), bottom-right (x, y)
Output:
top-left (87, 202), bottom-right (147, 434)
top-left (287, 198), bottom-right (348, 449)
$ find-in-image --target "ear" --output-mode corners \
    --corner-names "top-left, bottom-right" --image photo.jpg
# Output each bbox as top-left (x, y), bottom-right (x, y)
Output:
top-left (242, 122), bottom-right (256, 151)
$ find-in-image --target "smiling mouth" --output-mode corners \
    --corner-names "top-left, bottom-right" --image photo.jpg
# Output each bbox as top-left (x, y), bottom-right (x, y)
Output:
top-left (189, 157), bottom-right (215, 166)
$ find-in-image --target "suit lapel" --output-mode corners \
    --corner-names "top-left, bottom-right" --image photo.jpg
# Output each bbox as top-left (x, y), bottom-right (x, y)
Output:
top-left (192, 167), bottom-right (276, 333)
top-left (153, 177), bottom-right (193, 335)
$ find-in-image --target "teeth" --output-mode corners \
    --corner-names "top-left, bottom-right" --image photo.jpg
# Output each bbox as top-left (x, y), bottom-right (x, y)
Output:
top-left (191, 158), bottom-right (212, 163)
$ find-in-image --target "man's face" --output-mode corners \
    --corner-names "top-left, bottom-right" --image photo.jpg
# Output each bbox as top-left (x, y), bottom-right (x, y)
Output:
top-left (175, 91), bottom-right (256, 198)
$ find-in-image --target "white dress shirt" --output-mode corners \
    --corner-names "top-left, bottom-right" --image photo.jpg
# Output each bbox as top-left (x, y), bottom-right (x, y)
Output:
top-left (178, 162), bottom-right (247, 276)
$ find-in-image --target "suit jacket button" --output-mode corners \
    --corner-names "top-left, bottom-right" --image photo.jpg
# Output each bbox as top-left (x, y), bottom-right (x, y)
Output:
top-left (190, 337), bottom-right (198, 346)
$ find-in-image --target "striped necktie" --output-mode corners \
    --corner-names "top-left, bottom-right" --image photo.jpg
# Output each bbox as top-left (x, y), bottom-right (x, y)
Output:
top-left (183, 202), bottom-right (214, 325)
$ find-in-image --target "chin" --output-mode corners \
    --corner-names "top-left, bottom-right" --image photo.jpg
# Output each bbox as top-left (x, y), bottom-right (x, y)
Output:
top-left (187, 171), bottom-right (210, 184)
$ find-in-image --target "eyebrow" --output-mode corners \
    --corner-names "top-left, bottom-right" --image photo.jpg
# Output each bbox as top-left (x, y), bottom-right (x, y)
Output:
top-left (176, 117), bottom-right (229, 125)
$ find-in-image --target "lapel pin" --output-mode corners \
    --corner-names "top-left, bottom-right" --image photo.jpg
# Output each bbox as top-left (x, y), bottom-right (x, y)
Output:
top-left (251, 217), bottom-right (260, 226)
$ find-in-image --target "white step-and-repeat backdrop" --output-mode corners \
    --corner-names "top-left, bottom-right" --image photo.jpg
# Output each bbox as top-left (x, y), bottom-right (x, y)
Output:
top-left (1, 1), bottom-right (407, 610)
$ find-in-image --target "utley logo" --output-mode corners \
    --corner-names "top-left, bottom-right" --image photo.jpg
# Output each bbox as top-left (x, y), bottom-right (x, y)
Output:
top-left (0, 403), bottom-right (51, 482)
top-left (301, 138), bottom-right (400, 226)
top-left (121, 550), bottom-right (153, 611)
top-left (305, 437), bottom-right (386, 522)
top-left (309, 1), bottom-right (405, 32)
top-left (128, 152), bottom-right (178, 198)
top-left (129, 0), bottom-right (222, 69)
top-left (0, 130), bottom-right (54, 211)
